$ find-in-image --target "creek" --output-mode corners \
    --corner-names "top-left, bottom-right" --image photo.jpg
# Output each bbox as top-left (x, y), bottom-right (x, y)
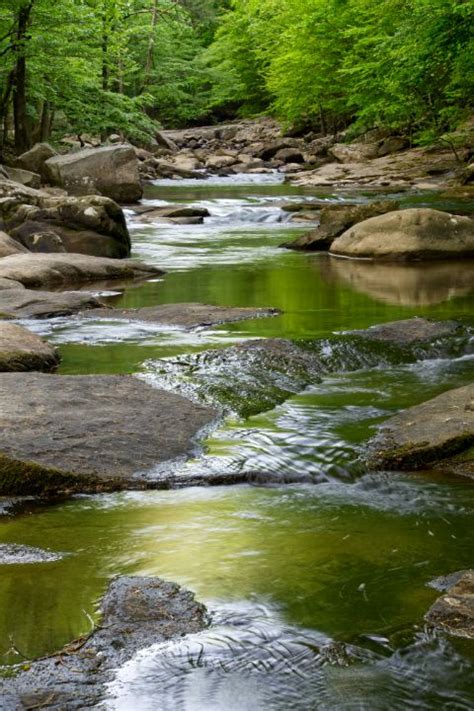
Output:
top-left (1, 174), bottom-right (474, 709)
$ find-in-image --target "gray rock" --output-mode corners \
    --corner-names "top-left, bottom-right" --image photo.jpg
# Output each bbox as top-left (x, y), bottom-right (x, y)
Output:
top-left (350, 318), bottom-right (461, 345)
top-left (329, 142), bottom-right (380, 163)
top-left (0, 180), bottom-right (132, 258)
top-left (0, 253), bottom-right (162, 288)
top-left (45, 145), bottom-right (143, 203)
top-left (425, 570), bottom-right (474, 639)
top-left (20, 230), bottom-right (66, 253)
top-left (15, 142), bottom-right (57, 180)
top-left (0, 288), bottom-right (101, 319)
top-left (0, 322), bottom-right (59, 371)
top-left (274, 147), bottom-right (305, 163)
top-left (330, 208), bottom-right (474, 260)
top-left (0, 230), bottom-right (28, 257)
top-left (0, 576), bottom-right (207, 710)
top-left (0, 543), bottom-right (63, 564)
top-left (0, 277), bottom-right (24, 291)
top-left (282, 201), bottom-right (398, 251)
top-left (5, 166), bottom-right (41, 189)
top-left (367, 383), bottom-right (474, 476)
top-left (81, 303), bottom-right (279, 328)
top-left (8, 194), bottom-right (131, 258)
top-left (0, 373), bottom-right (216, 494)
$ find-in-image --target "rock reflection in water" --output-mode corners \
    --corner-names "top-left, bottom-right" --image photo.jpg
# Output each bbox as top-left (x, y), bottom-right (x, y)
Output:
top-left (318, 257), bottom-right (474, 306)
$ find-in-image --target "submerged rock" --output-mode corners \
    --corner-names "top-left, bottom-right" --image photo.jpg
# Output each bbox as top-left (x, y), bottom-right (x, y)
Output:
top-left (0, 373), bottom-right (216, 495)
top-left (0, 543), bottom-right (63, 564)
top-left (366, 383), bottom-right (474, 477)
top-left (144, 338), bottom-right (323, 417)
top-left (81, 303), bottom-right (279, 329)
top-left (0, 322), bottom-right (59, 371)
top-left (0, 288), bottom-right (101, 319)
top-left (330, 208), bottom-right (474, 260)
top-left (282, 200), bottom-right (398, 251)
top-left (0, 576), bottom-right (207, 709)
top-left (0, 253), bottom-right (162, 288)
top-left (425, 570), bottom-right (474, 639)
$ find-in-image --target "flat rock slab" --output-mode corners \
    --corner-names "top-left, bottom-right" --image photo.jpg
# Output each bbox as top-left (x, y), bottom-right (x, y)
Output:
top-left (350, 318), bottom-right (461, 345)
top-left (0, 373), bottom-right (216, 495)
top-left (0, 322), bottom-right (59, 371)
top-left (0, 576), bottom-right (207, 710)
top-left (367, 383), bottom-right (474, 475)
top-left (0, 253), bottom-right (162, 288)
top-left (82, 303), bottom-right (279, 328)
top-left (425, 570), bottom-right (474, 639)
top-left (0, 288), bottom-right (101, 319)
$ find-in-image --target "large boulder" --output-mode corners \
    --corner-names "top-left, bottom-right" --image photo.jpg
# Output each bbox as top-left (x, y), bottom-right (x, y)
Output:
top-left (282, 200), bottom-right (398, 251)
top-left (5, 166), bottom-right (41, 189)
top-left (5, 194), bottom-right (131, 258)
top-left (0, 373), bottom-right (216, 494)
top-left (366, 383), bottom-right (474, 478)
top-left (0, 231), bottom-right (28, 258)
top-left (0, 253), bottom-right (162, 288)
top-left (329, 142), bottom-right (380, 163)
top-left (15, 142), bottom-right (57, 180)
top-left (330, 208), bottom-right (474, 260)
top-left (0, 322), bottom-right (59, 371)
top-left (45, 145), bottom-right (143, 203)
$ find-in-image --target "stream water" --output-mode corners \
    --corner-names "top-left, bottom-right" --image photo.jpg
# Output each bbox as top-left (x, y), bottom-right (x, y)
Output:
top-left (1, 174), bottom-right (474, 709)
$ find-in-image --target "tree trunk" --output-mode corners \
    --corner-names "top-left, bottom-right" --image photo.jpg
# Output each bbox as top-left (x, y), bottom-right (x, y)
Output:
top-left (142, 0), bottom-right (159, 91)
top-left (13, 1), bottom-right (34, 154)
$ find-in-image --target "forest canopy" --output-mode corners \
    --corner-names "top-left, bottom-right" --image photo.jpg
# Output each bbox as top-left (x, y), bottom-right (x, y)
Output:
top-left (0, 0), bottom-right (472, 153)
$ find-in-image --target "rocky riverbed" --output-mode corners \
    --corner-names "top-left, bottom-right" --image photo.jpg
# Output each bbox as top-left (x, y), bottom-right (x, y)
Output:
top-left (0, 138), bottom-right (473, 708)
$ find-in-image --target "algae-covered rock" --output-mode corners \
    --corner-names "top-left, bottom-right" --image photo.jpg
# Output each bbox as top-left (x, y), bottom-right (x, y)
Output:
top-left (367, 383), bottom-right (474, 476)
top-left (425, 570), bottom-right (474, 639)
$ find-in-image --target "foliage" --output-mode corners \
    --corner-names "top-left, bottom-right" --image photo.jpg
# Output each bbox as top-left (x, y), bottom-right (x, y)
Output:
top-left (206, 0), bottom-right (474, 139)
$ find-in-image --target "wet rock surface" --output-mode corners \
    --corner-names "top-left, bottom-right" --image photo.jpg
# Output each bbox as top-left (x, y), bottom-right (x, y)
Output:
top-left (0, 373), bottom-right (217, 495)
top-left (0, 253), bottom-right (162, 288)
top-left (330, 208), bottom-right (474, 260)
top-left (367, 383), bottom-right (474, 476)
top-left (143, 338), bottom-right (324, 417)
top-left (0, 322), bottom-right (59, 371)
top-left (0, 543), bottom-right (64, 564)
top-left (0, 288), bottom-right (101, 318)
top-left (81, 303), bottom-right (279, 329)
top-left (425, 570), bottom-right (474, 639)
top-left (0, 576), bottom-right (207, 710)
top-left (282, 200), bottom-right (398, 251)
top-left (350, 318), bottom-right (462, 345)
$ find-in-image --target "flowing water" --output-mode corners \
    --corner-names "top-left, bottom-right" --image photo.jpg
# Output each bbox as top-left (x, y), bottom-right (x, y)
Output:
top-left (1, 174), bottom-right (474, 709)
